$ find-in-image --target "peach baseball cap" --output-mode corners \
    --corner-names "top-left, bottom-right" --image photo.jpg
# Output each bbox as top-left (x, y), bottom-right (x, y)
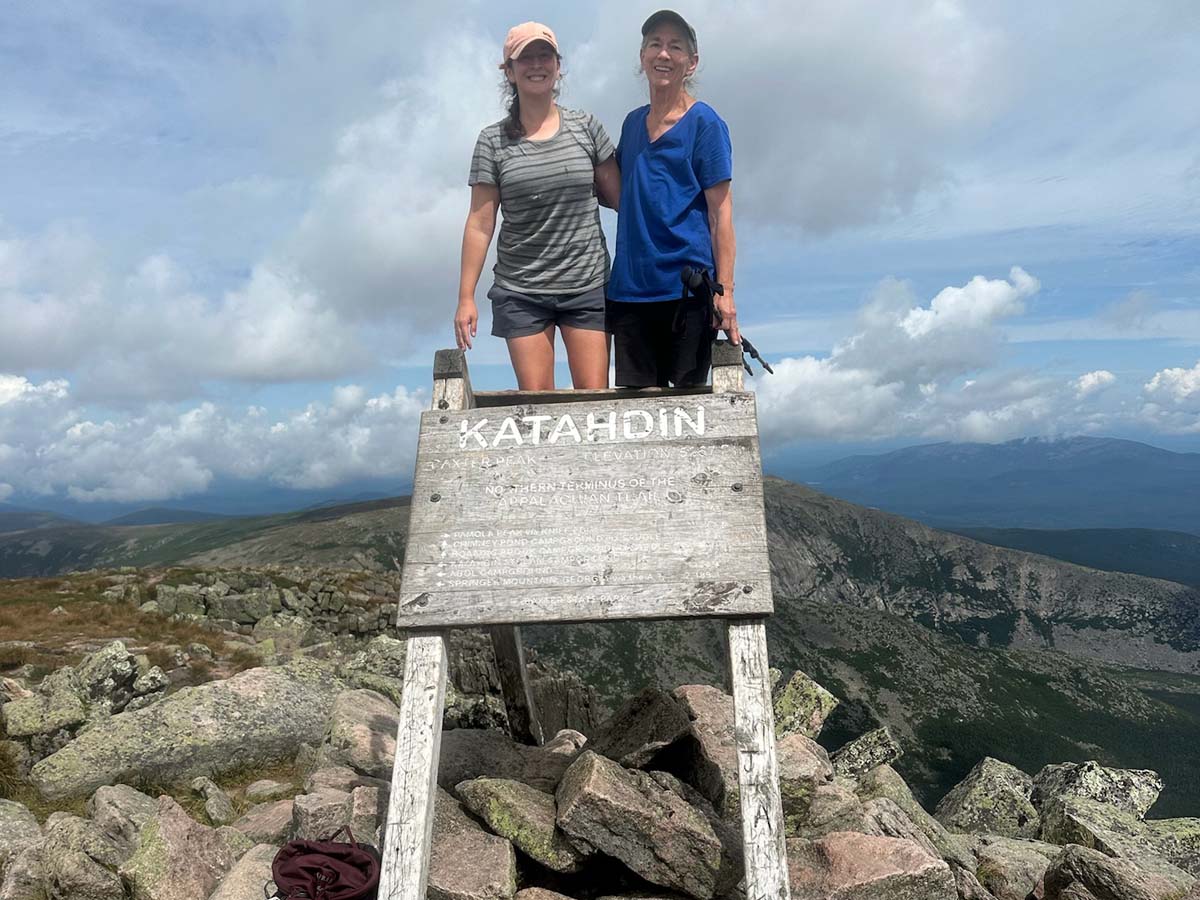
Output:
top-left (499, 22), bottom-right (559, 68)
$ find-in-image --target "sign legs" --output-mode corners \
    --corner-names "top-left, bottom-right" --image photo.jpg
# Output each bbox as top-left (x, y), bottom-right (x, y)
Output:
top-left (727, 619), bottom-right (791, 900)
top-left (378, 632), bottom-right (448, 900)
top-left (489, 625), bottom-right (545, 745)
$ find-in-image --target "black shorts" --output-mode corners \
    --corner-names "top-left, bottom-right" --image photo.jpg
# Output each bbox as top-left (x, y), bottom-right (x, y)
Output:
top-left (606, 297), bottom-right (715, 388)
top-left (488, 284), bottom-right (607, 338)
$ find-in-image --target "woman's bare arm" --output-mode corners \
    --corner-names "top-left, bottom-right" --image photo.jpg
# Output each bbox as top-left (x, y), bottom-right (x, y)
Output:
top-left (704, 180), bottom-right (739, 345)
top-left (455, 183), bottom-right (500, 349)
top-left (595, 157), bottom-right (621, 211)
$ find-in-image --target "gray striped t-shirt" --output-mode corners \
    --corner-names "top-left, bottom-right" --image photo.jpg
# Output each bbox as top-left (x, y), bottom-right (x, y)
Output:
top-left (469, 107), bottom-right (614, 294)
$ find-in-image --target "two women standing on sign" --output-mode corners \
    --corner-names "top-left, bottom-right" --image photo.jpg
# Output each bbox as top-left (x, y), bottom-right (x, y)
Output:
top-left (454, 11), bottom-right (738, 390)
top-left (455, 22), bottom-right (620, 391)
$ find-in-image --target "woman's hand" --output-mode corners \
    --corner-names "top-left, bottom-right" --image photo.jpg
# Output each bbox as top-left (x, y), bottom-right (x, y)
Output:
top-left (714, 288), bottom-right (740, 345)
top-left (455, 297), bottom-right (478, 350)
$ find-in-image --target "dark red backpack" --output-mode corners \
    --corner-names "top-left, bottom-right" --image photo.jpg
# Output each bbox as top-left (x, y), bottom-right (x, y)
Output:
top-left (269, 827), bottom-right (380, 900)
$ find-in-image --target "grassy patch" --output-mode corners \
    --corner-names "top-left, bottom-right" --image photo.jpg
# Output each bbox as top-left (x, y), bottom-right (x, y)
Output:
top-left (137, 755), bottom-right (308, 823)
top-left (0, 574), bottom-right (227, 677)
top-left (3, 780), bottom-right (90, 822)
top-left (228, 646), bottom-right (263, 673)
top-left (0, 733), bottom-right (22, 800)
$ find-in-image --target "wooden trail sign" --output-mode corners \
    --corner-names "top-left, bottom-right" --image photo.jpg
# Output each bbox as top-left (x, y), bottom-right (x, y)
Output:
top-left (400, 392), bottom-right (773, 626)
top-left (379, 343), bottom-right (790, 900)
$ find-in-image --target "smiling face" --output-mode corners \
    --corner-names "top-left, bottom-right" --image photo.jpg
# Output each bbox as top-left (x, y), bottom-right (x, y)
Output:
top-left (506, 40), bottom-right (560, 97)
top-left (640, 23), bottom-right (697, 90)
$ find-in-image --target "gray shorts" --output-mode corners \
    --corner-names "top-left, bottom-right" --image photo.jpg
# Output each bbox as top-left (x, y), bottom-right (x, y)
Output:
top-left (488, 284), bottom-right (607, 338)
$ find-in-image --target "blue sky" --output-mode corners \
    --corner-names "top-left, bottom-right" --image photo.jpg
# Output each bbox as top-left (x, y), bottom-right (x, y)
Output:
top-left (1, 1), bottom-right (1199, 509)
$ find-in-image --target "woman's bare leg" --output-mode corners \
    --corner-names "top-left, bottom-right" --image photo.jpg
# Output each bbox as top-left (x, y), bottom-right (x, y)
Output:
top-left (506, 326), bottom-right (557, 390)
top-left (560, 325), bottom-right (609, 389)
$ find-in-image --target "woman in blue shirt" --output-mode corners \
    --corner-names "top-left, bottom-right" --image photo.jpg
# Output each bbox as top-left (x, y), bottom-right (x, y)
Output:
top-left (607, 9), bottom-right (740, 387)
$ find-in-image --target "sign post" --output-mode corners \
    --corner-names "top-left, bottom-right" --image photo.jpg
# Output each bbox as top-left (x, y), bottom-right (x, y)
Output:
top-left (378, 343), bottom-right (789, 900)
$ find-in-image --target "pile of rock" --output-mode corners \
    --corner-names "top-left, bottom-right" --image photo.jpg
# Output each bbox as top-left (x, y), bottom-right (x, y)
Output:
top-left (0, 641), bottom-right (168, 769)
top-left (933, 755), bottom-right (1200, 899)
top-left (3, 658), bottom-right (1200, 900)
top-left (146, 568), bottom-right (398, 637)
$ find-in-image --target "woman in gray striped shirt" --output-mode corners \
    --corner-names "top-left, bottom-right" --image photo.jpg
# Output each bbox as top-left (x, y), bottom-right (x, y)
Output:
top-left (455, 22), bottom-right (621, 390)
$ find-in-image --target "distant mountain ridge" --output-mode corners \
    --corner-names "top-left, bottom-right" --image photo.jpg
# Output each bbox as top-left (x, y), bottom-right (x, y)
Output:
top-left (0, 498), bottom-right (410, 577)
top-left (2, 478), bottom-right (1196, 674)
top-left (0, 506), bottom-right (80, 534)
top-left (955, 526), bottom-right (1200, 588)
top-left (803, 436), bottom-right (1200, 533)
top-left (103, 507), bottom-right (231, 526)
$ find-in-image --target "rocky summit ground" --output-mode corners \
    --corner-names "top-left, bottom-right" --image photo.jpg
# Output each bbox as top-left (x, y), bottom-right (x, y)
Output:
top-left (2, 616), bottom-right (1199, 900)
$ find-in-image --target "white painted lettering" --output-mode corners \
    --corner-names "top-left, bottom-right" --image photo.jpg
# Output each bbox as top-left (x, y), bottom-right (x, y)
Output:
top-left (675, 406), bottom-right (705, 436)
top-left (623, 409), bottom-right (654, 439)
top-left (548, 414), bottom-right (583, 444)
top-left (586, 411), bottom-right (617, 441)
top-left (460, 418), bottom-right (488, 449)
top-left (522, 415), bottom-right (553, 445)
top-left (491, 416), bottom-right (523, 447)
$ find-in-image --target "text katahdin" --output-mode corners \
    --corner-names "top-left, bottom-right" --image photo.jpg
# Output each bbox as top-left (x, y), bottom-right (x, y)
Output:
top-left (458, 407), bottom-right (705, 449)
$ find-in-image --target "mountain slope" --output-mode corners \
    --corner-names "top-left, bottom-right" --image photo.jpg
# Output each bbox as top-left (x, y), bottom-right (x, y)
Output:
top-left (0, 498), bottom-right (410, 577)
top-left (764, 478), bottom-right (1200, 673)
top-left (3, 481), bottom-right (1197, 674)
top-left (0, 507), bottom-right (81, 534)
top-left (804, 436), bottom-right (1200, 532)
top-left (954, 526), bottom-right (1200, 588)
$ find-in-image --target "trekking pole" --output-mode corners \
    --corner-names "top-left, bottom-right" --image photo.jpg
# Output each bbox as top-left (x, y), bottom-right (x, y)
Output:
top-left (679, 268), bottom-right (774, 376)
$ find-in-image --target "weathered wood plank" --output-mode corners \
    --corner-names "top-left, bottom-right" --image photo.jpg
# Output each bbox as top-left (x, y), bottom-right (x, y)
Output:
top-left (488, 625), bottom-right (544, 745)
top-left (432, 349), bottom-right (474, 412)
top-left (433, 348), bottom-right (468, 379)
top-left (403, 518), bottom-right (768, 569)
top-left (402, 520), bottom-right (769, 588)
top-left (473, 385), bottom-right (713, 407)
top-left (715, 348), bottom-right (787, 895)
top-left (415, 392), bottom-right (759, 456)
top-left (400, 389), bottom-right (770, 626)
top-left (408, 457), bottom-right (764, 527)
top-left (378, 632), bottom-right (449, 900)
top-left (397, 577), bottom-right (771, 627)
top-left (429, 353), bottom-right (546, 768)
top-left (727, 619), bottom-right (791, 900)
top-left (711, 339), bottom-right (745, 394)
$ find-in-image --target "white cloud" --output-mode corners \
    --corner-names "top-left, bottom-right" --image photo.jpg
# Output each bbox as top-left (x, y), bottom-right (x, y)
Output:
top-left (1074, 370), bottom-right (1117, 397)
top-left (0, 225), bottom-right (366, 399)
top-left (900, 268), bottom-right (1038, 338)
top-left (1, 1), bottom-right (1198, 504)
top-left (1139, 360), bottom-right (1200, 433)
top-left (0, 376), bottom-right (425, 503)
top-left (756, 268), bottom-right (1077, 442)
top-left (567, 0), bottom-right (1004, 235)
top-left (0, 374), bottom-right (70, 406)
top-left (1145, 360), bottom-right (1200, 404)
top-left (833, 266), bottom-right (1038, 385)
top-left (288, 33), bottom-right (502, 330)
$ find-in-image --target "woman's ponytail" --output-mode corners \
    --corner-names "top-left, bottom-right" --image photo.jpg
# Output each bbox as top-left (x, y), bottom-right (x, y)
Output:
top-left (503, 80), bottom-right (524, 140)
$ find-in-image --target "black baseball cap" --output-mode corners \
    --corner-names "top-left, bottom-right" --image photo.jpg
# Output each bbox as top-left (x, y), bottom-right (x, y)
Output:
top-left (641, 10), bottom-right (697, 49)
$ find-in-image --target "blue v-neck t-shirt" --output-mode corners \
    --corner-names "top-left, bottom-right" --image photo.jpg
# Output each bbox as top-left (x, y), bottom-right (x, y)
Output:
top-left (608, 101), bottom-right (733, 303)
